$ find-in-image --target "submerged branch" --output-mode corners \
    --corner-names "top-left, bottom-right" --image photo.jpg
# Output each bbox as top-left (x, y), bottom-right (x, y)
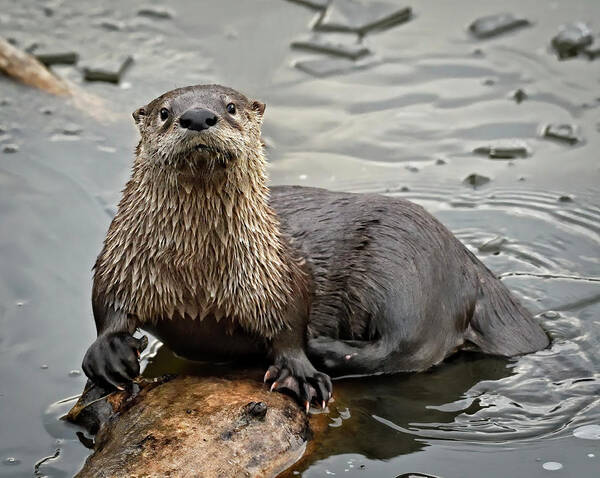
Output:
top-left (0, 36), bottom-right (111, 121)
top-left (499, 271), bottom-right (600, 283)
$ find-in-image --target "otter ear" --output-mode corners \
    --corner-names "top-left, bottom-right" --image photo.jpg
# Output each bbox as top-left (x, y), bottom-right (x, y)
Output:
top-left (251, 100), bottom-right (266, 117)
top-left (132, 106), bottom-right (147, 125)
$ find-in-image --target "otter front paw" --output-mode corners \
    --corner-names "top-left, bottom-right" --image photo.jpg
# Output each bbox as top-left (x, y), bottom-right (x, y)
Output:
top-left (82, 332), bottom-right (147, 390)
top-left (264, 355), bottom-right (332, 412)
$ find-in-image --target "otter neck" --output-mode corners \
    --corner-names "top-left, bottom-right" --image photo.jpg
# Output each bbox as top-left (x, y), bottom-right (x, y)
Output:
top-left (95, 149), bottom-right (306, 337)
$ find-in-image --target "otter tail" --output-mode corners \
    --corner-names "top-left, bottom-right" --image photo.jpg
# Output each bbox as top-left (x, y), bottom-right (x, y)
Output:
top-left (465, 268), bottom-right (549, 356)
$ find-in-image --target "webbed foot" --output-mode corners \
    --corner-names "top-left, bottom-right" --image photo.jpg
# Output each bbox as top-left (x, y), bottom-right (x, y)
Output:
top-left (264, 353), bottom-right (332, 412)
top-left (82, 332), bottom-right (147, 390)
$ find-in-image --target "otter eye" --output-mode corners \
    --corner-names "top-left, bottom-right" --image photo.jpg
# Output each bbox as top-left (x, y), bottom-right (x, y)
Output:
top-left (159, 108), bottom-right (169, 121)
top-left (226, 103), bottom-right (236, 115)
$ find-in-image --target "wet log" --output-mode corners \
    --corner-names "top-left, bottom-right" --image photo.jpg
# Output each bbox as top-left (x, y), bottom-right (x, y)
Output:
top-left (66, 376), bottom-right (314, 478)
top-left (0, 36), bottom-right (109, 120)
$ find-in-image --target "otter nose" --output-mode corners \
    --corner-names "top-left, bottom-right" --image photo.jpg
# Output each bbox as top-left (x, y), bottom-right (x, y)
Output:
top-left (179, 108), bottom-right (218, 131)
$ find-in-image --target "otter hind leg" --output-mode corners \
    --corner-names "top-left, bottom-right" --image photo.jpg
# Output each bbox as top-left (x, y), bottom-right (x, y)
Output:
top-left (307, 336), bottom-right (420, 377)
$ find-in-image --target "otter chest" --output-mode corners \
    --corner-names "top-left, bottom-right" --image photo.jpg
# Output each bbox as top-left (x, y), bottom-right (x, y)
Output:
top-left (95, 170), bottom-right (297, 338)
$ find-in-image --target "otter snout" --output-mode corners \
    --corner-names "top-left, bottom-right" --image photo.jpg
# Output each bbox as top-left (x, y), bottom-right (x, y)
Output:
top-left (179, 108), bottom-right (218, 132)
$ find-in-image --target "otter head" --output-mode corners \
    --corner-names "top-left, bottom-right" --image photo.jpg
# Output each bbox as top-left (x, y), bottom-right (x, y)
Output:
top-left (132, 84), bottom-right (266, 170)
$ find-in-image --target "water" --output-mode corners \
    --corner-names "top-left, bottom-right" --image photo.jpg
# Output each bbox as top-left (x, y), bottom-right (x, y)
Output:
top-left (0, 0), bottom-right (599, 477)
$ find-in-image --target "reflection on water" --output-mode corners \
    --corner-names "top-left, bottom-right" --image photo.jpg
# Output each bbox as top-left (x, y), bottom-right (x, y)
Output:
top-left (1, 0), bottom-right (599, 477)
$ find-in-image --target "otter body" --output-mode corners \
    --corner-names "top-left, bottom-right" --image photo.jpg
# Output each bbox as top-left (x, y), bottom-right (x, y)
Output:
top-left (82, 85), bottom-right (549, 407)
top-left (271, 186), bottom-right (549, 375)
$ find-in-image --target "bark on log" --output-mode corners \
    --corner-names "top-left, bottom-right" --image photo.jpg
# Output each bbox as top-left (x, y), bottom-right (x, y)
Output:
top-left (66, 376), bottom-right (314, 478)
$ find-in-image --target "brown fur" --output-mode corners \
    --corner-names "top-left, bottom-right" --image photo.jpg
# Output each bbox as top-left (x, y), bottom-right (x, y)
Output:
top-left (93, 86), bottom-right (307, 338)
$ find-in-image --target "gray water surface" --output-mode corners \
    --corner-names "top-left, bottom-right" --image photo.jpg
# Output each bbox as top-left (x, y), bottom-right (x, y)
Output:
top-left (0, 1), bottom-right (599, 477)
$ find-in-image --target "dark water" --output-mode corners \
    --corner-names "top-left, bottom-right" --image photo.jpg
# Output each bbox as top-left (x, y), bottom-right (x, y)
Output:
top-left (1, 0), bottom-right (599, 477)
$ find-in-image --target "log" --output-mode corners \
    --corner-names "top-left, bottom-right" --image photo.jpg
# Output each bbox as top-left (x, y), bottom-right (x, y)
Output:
top-left (0, 36), bottom-right (70, 95)
top-left (66, 376), bottom-right (315, 478)
top-left (0, 36), bottom-right (110, 120)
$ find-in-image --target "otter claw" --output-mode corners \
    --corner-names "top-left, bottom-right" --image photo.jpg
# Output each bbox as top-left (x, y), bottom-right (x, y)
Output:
top-left (264, 365), bottom-right (281, 384)
top-left (270, 381), bottom-right (278, 392)
top-left (305, 401), bottom-right (310, 413)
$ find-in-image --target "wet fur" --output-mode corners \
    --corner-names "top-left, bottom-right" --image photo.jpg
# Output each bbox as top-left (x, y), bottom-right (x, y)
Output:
top-left (93, 85), bottom-right (307, 339)
top-left (93, 147), bottom-right (307, 339)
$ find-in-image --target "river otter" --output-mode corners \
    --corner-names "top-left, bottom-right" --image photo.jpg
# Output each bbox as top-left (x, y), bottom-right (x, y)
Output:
top-left (82, 84), bottom-right (549, 410)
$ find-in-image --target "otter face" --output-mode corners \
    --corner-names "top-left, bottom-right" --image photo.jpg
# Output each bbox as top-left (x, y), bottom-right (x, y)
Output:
top-left (132, 84), bottom-right (266, 168)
